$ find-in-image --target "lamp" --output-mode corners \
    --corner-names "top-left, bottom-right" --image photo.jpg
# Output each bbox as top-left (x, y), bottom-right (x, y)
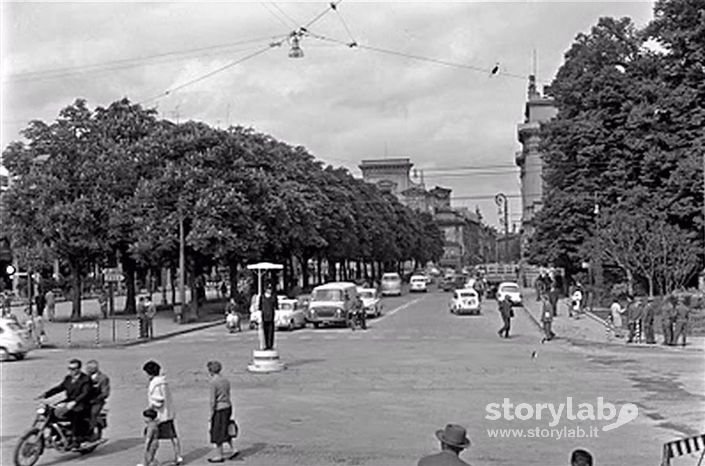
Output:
top-left (288, 33), bottom-right (304, 59)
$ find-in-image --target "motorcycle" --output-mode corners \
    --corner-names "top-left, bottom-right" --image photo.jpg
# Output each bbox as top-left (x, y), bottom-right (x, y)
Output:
top-left (348, 308), bottom-right (367, 331)
top-left (13, 403), bottom-right (107, 466)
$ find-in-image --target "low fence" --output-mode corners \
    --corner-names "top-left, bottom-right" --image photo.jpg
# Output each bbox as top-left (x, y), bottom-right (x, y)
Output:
top-left (63, 317), bottom-right (143, 347)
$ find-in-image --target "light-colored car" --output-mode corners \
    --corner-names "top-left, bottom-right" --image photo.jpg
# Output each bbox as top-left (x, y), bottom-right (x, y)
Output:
top-left (357, 288), bottom-right (382, 317)
top-left (381, 273), bottom-right (402, 296)
top-left (307, 282), bottom-right (359, 328)
top-left (275, 299), bottom-right (306, 331)
top-left (409, 275), bottom-right (428, 292)
top-left (450, 289), bottom-right (481, 315)
top-left (497, 282), bottom-right (523, 306)
top-left (249, 295), bottom-right (287, 329)
top-left (0, 317), bottom-right (31, 361)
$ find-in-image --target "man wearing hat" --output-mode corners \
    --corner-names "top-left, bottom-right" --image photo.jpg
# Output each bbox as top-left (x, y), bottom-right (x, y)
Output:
top-left (418, 424), bottom-right (471, 465)
top-left (259, 285), bottom-right (278, 350)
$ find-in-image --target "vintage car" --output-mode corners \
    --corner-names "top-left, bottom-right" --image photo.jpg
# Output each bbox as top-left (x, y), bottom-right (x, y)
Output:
top-left (0, 317), bottom-right (31, 361)
top-left (381, 273), bottom-right (402, 296)
top-left (357, 287), bottom-right (382, 318)
top-left (450, 288), bottom-right (481, 315)
top-left (441, 274), bottom-right (467, 292)
top-left (307, 282), bottom-right (359, 328)
top-left (409, 275), bottom-right (429, 292)
top-left (496, 282), bottom-right (523, 306)
top-left (275, 299), bottom-right (307, 331)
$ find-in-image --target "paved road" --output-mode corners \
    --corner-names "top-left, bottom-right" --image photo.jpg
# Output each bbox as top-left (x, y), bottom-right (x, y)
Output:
top-left (2, 289), bottom-right (704, 466)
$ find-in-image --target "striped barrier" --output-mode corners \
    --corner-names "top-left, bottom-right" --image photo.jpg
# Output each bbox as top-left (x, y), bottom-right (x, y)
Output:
top-left (661, 433), bottom-right (705, 466)
top-left (67, 321), bottom-right (99, 346)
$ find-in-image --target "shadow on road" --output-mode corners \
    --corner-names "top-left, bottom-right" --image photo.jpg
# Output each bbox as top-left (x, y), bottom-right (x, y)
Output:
top-left (182, 446), bottom-right (211, 463)
top-left (31, 437), bottom-right (143, 466)
top-left (231, 442), bottom-right (267, 461)
top-left (286, 358), bottom-right (325, 368)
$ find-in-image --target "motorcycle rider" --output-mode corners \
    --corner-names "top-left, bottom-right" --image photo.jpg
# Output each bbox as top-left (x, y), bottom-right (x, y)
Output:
top-left (350, 294), bottom-right (366, 330)
top-left (85, 359), bottom-right (110, 441)
top-left (38, 358), bottom-right (93, 449)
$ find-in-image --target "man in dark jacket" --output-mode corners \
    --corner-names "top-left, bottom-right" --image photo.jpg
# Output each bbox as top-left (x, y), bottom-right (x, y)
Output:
top-left (642, 297), bottom-right (657, 344)
top-left (259, 286), bottom-right (278, 350)
top-left (541, 295), bottom-right (556, 342)
top-left (417, 424), bottom-right (471, 465)
top-left (497, 295), bottom-right (513, 339)
top-left (86, 359), bottom-right (110, 440)
top-left (39, 358), bottom-right (93, 447)
top-left (673, 295), bottom-right (691, 347)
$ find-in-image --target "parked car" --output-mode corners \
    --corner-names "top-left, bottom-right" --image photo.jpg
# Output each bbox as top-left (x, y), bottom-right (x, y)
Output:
top-left (450, 288), bottom-right (481, 315)
top-left (357, 287), bottom-right (382, 317)
top-left (275, 299), bottom-right (307, 331)
top-left (410, 275), bottom-right (429, 292)
top-left (496, 282), bottom-right (523, 306)
top-left (381, 273), bottom-right (403, 296)
top-left (307, 282), bottom-right (360, 328)
top-left (0, 317), bottom-right (31, 361)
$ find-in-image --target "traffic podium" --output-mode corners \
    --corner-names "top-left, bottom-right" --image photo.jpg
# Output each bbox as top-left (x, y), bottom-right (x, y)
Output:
top-left (247, 323), bottom-right (285, 373)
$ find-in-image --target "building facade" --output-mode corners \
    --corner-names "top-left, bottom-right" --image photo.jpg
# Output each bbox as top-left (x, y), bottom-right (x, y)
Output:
top-left (516, 75), bottom-right (558, 257)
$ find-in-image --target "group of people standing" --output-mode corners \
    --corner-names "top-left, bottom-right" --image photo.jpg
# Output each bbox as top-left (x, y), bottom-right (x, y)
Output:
top-left (610, 294), bottom-right (692, 346)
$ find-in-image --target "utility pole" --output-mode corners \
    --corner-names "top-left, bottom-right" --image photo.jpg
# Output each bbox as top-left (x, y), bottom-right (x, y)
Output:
top-left (178, 214), bottom-right (185, 324)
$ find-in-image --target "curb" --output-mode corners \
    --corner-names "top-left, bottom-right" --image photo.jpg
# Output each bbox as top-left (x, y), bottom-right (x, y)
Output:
top-left (584, 309), bottom-right (610, 327)
top-left (57, 320), bottom-right (224, 349)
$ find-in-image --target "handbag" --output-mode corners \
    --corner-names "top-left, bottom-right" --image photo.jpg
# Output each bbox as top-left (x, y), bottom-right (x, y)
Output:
top-left (227, 420), bottom-right (239, 438)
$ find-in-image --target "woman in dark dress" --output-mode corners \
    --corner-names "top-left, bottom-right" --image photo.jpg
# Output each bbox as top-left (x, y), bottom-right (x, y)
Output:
top-left (207, 361), bottom-right (237, 462)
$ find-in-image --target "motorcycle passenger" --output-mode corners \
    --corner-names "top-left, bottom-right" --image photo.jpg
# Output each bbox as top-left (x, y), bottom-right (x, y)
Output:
top-left (39, 358), bottom-right (93, 448)
top-left (85, 359), bottom-right (110, 441)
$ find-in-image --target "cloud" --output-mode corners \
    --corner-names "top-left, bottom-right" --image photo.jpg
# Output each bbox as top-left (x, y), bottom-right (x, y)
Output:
top-left (1, 1), bottom-right (655, 228)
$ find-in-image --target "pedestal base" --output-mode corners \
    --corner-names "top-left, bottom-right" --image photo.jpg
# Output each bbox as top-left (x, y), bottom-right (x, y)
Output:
top-left (247, 349), bottom-right (286, 373)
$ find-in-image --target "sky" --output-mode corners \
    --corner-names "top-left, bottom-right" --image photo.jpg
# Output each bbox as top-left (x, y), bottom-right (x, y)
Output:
top-left (1, 1), bottom-right (655, 230)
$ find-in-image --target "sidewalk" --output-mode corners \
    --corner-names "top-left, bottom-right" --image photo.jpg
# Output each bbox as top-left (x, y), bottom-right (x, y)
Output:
top-left (520, 289), bottom-right (705, 352)
top-left (9, 296), bottom-right (233, 349)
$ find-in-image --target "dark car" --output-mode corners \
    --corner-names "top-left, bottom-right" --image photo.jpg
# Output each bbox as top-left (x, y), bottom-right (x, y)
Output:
top-left (441, 274), bottom-right (466, 292)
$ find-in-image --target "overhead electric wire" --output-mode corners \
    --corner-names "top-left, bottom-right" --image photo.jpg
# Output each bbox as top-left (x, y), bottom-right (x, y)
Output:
top-left (139, 44), bottom-right (280, 105)
top-left (305, 31), bottom-right (526, 79)
top-left (260, 2), bottom-right (296, 29)
top-left (270, 2), bottom-right (301, 29)
top-left (304, 1), bottom-right (342, 29)
top-left (4, 35), bottom-right (288, 84)
top-left (332, 3), bottom-right (357, 45)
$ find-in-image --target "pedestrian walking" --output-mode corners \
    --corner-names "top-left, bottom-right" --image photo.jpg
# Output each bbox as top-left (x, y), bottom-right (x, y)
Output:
top-left (137, 408), bottom-right (160, 466)
top-left (625, 297), bottom-right (643, 343)
top-left (417, 423), bottom-right (471, 466)
top-left (98, 289), bottom-right (108, 319)
top-left (661, 297), bottom-right (676, 346)
top-left (137, 297), bottom-right (147, 339)
top-left (144, 296), bottom-right (156, 339)
top-left (609, 298), bottom-right (625, 338)
top-left (45, 289), bottom-right (56, 321)
top-left (220, 281), bottom-right (228, 299)
top-left (259, 286), bottom-right (278, 350)
top-left (643, 297), bottom-right (657, 344)
top-left (548, 284), bottom-right (560, 317)
top-left (35, 290), bottom-right (46, 318)
top-left (673, 295), bottom-right (691, 347)
top-left (142, 360), bottom-right (183, 465)
top-left (541, 295), bottom-right (556, 342)
top-left (206, 361), bottom-right (238, 462)
top-left (497, 295), bottom-right (513, 339)
top-left (570, 448), bottom-right (593, 466)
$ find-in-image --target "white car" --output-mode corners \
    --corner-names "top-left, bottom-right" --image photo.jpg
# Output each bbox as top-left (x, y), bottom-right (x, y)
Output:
top-left (357, 288), bottom-right (382, 317)
top-left (249, 295), bottom-right (287, 329)
top-left (450, 288), bottom-right (481, 315)
top-left (381, 273), bottom-right (402, 296)
top-left (275, 299), bottom-right (307, 331)
top-left (497, 282), bottom-right (523, 306)
top-left (409, 275), bottom-right (429, 292)
top-left (0, 317), bottom-right (31, 361)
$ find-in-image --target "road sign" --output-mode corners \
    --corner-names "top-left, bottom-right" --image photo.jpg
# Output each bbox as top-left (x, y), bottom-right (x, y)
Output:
top-left (103, 268), bottom-right (124, 282)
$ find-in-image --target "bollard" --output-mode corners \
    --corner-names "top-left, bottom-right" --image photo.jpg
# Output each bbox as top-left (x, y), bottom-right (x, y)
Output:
top-left (112, 318), bottom-right (116, 343)
top-left (95, 320), bottom-right (100, 346)
top-left (67, 323), bottom-right (72, 346)
top-left (126, 319), bottom-right (132, 340)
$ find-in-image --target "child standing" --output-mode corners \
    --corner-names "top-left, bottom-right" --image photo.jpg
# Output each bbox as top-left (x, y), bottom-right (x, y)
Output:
top-left (138, 408), bottom-right (160, 466)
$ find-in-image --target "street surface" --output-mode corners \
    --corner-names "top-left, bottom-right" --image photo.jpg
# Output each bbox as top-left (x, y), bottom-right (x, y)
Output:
top-left (2, 288), bottom-right (704, 465)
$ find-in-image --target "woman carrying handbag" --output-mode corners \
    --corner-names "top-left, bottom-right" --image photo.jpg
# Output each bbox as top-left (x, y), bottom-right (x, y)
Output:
top-left (206, 361), bottom-right (239, 462)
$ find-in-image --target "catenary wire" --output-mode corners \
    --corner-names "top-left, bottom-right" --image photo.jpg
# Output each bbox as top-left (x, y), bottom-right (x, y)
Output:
top-left (270, 2), bottom-right (301, 29)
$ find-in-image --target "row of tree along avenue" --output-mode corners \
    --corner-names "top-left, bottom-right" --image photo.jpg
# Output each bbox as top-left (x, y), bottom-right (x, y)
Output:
top-left (528, 0), bottom-right (704, 297)
top-left (1, 99), bottom-right (444, 318)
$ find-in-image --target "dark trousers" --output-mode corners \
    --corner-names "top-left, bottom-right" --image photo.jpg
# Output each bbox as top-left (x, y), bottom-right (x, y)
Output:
top-left (67, 409), bottom-right (90, 443)
top-left (498, 316), bottom-right (511, 338)
top-left (550, 298), bottom-right (559, 317)
top-left (662, 321), bottom-right (673, 345)
top-left (644, 321), bottom-right (655, 343)
top-left (262, 320), bottom-right (275, 350)
top-left (146, 318), bottom-right (154, 339)
top-left (674, 321), bottom-right (688, 346)
top-left (542, 321), bottom-right (555, 340)
top-left (89, 402), bottom-right (104, 435)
